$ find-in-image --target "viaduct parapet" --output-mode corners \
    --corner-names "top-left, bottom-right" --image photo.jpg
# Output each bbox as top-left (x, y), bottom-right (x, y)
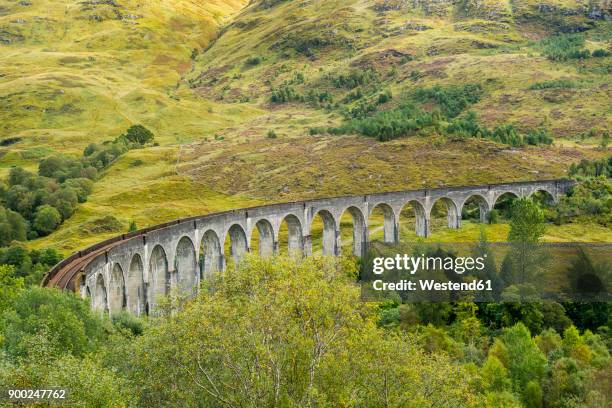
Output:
top-left (42, 179), bottom-right (574, 315)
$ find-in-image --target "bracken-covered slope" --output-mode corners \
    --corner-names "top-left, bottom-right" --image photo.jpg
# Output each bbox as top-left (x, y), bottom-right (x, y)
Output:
top-left (0, 0), bottom-right (610, 252)
top-left (0, 0), bottom-right (249, 169)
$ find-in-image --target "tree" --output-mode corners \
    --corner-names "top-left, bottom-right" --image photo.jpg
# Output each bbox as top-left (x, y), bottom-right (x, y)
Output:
top-left (499, 323), bottom-right (547, 395)
top-left (0, 265), bottom-right (24, 316)
top-left (123, 255), bottom-right (482, 407)
top-left (32, 205), bottom-right (61, 235)
top-left (0, 206), bottom-right (27, 246)
top-left (124, 125), bottom-right (154, 145)
top-left (509, 198), bottom-right (545, 243)
top-left (1, 287), bottom-right (106, 360)
top-left (504, 198), bottom-right (548, 288)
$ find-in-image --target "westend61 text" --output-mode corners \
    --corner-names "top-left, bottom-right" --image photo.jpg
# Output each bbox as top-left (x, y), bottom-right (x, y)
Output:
top-left (372, 279), bottom-right (493, 292)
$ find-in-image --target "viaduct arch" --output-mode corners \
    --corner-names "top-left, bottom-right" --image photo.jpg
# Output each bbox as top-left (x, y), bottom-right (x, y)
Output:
top-left (42, 179), bottom-right (573, 315)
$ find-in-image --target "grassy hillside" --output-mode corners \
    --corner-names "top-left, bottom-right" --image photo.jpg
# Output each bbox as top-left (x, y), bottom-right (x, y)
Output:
top-left (1, 0), bottom-right (610, 253)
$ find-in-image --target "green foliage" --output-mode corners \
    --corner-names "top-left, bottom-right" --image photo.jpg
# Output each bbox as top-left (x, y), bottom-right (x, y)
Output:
top-left (332, 69), bottom-right (379, 89)
top-left (508, 198), bottom-right (545, 244)
top-left (553, 177), bottom-right (611, 226)
top-left (591, 48), bottom-right (609, 58)
top-left (1, 287), bottom-right (106, 360)
top-left (0, 265), bottom-right (24, 318)
top-left (568, 157), bottom-right (611, 178)
top-left (270, 84), bottom-right (303, 103)
top-left (123, 124), bottom-right (155, 145)
top-left (499, 323), bottom-right (547, 394)
top-left (123, 256), bottom-right (481, 406)
top-left (540, 34), bottom-right (590, 61)
top-left (244, 55), bottom-right (262, 66)
top-left (128, 220), bottom-right (138, 232)
top-left (329, 103), bottom-right (438, 141)
top-left (413, 83), bottom-right (483, 118)
top-left (529, 79), bottom-right (577, 90)
top-left (32, 204), bottom-right (61, 236)
top-left (266, 129), bottom-right (277, 139)
top-left (0, 206), bottom-right (27, 246)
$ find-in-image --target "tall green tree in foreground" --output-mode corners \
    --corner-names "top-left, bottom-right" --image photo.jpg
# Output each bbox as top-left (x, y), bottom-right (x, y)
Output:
top-left (123, 256), bottom-right (481, 407)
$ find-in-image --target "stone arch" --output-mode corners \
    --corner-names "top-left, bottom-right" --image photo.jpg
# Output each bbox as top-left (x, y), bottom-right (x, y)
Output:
top-left (93, 273), bottom-right (108, 314)
top-left (399, 200), bottom-right (428, 238)
top-left (429, 197), bottom-right (460, 230)
top-left (278, 214), bottom-right (304, 256)
top-left (368, 203), bottom-right (396, 243)
top-left (340, 206), bottom-right (366, 257)
top-left (175, 236), bottom-right (198, 295)
top-left (225, 224), bottom-right (248, 264)
top-left (252, 219), bottom-right (275, 257)
top-left (109, 263), bottom-right (126, 314)
top-left (460, 194), bottom-right (490, 223)
top-left (311, 209), bottom-right (337, 256)
top-left (492, 191), bottom-right (520, 220)
top-left (127, 254), bottom-right (145, 316)
top-left (200, 230), bottom-right (223, 279)
top-left (529, 188), bottom-right (556, 206)
top-left (149, 245), bottom-right (169, 305)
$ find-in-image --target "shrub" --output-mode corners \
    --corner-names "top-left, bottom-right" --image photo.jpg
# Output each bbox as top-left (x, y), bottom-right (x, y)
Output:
top-left (266, 130), bottom-right (277, 139)
top-left (124, 125), bottom-right (154, 145)
top-left (244, 55), bottom-right (262, 66)
top-left (32, 205), bottom-right (61, 236)
top-left (270, 85), bottom-right (303, 103)
top-left (332, 69), bottom-right (379, 89)
top-left (591, 48), bottom-right (609, 58)
top-left (413, 83), bottom-right (483, 118)
top-left (0, 207), bottom-right (27, 246)
top-left (528, 80), bottom-right (577, 90)
top-left (540, 34), bottom-right (590, 61)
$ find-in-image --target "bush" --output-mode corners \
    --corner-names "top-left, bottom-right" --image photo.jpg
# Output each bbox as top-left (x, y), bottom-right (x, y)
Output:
top-left (332, 69), bottom-right (379, 89)
top-left (124, 125), bottom-right (154, 145)
top-left (266, 130), bottom-right (277, 139)
top-left (413, 83), bottom-right (483, 118)
top-left (1, 287), bottom-right (106, 359)
top-left (591, 48), bottom-right (609, 58)
top-left (528, 80), bottom-right (577, 90)
top-left (244, 55), bottom-right (262, 66)
top-left (540, 34), bottom-right (590, 61)
top-left (0, 207), bottom-right (27, 246)
top-left (32, 205), bottom-right (61, 236)
top-left (270, 85), bottom-right (303, 104)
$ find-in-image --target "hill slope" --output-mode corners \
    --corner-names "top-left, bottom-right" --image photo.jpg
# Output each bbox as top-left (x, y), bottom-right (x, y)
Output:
top-left (0, 0), bottom-right (610, 252)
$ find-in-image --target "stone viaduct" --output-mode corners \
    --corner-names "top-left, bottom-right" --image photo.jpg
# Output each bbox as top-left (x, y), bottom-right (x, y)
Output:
top-left (42, 179), bottom-right (574, 315)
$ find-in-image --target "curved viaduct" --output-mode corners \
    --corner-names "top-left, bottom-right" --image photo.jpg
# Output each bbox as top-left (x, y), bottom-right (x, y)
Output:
top-left (43, 179), bottom-right (573, 315)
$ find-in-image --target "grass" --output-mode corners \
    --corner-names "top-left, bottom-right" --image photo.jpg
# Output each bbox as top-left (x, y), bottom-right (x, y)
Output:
top-left (1, 0), bottom-right (610, 254)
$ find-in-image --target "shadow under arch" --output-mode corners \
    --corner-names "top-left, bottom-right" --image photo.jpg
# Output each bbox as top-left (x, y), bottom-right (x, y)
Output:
top-left (109, 263), bottom-right (126, 315)
top-left (94, 273), bottom-right (108, 314)
top-left (530, 188), bottom-right (556, 207)
top-left (278, 214), bottom-right (304, 256)
top-left (149, 244), bottom-right (169, 307)
top-left (399, 200), bottom-right (427, 239)
top-left (368, 203), bottom-right (396, 243)
top-left (429, 197), bottom-right (460, 232)
top-left (339, 206), bottom-right (366, 257)
top-left (310, 209), bottom-right (337, 256)
top-left (128, 254), bottom-right (145, 316)
top-left (461, 194), bottom-right (490, 224)
top-left (252, 219), bottom-right (275, 257)
top-left (225, 224), bottom-right (248, 265)
top-left (200, 230), bottom-right (223, 279)
top-left (175, 236), bottom-right (198, 296)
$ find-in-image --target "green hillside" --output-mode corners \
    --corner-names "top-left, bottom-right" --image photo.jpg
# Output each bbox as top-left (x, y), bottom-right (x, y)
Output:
top-left (0, 0), bottom-right (610, 252)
